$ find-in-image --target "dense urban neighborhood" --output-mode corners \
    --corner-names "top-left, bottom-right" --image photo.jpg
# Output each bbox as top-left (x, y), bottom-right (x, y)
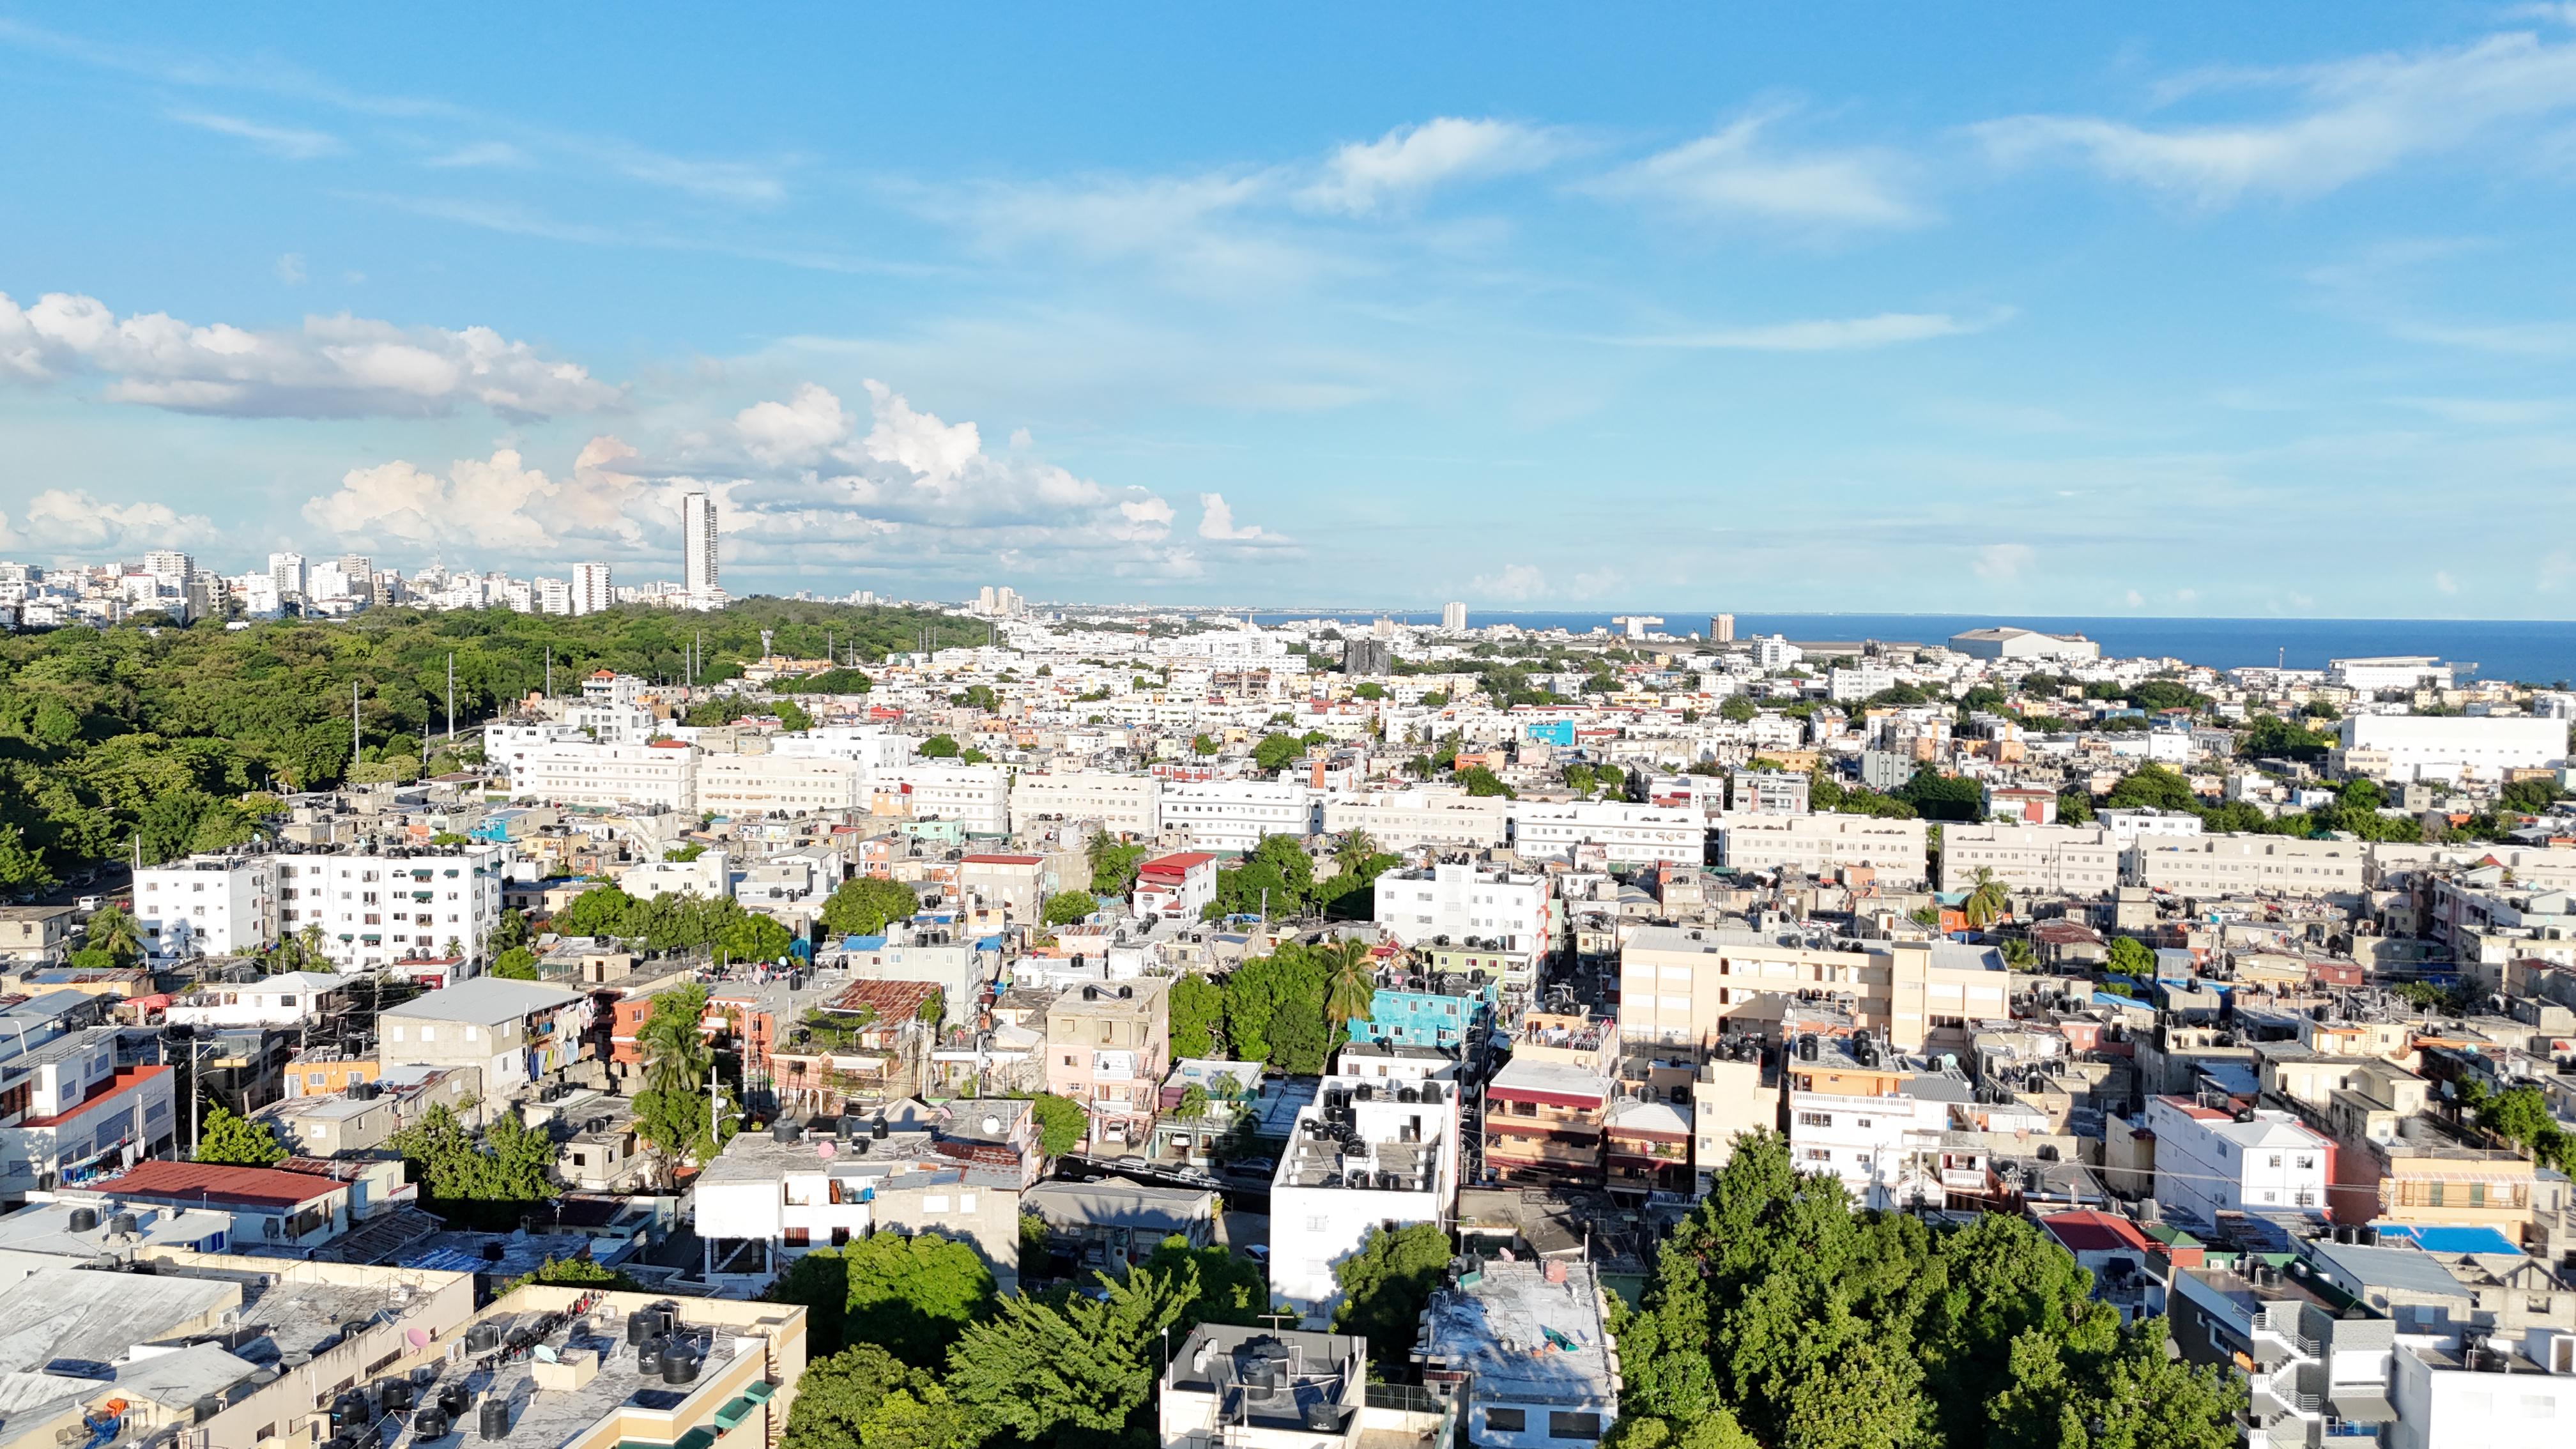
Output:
top-left (1, 548), bottom-right (2573, 1449)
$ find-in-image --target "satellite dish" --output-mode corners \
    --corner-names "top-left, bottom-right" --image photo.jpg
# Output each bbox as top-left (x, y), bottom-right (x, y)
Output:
top-left (406, 1328), bottom-right (431, 1350)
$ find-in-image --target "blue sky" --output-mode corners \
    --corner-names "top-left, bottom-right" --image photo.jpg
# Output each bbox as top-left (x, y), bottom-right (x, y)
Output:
top-left (3, 3), bottom-right (2575, 615)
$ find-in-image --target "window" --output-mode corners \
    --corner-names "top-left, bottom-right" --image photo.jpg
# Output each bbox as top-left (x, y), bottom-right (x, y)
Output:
top-left (1549, 1413), bottom-right (1602, 1441)
top-left (1797, 1112), bottom-right (1832, 1128)
top-left (1484, 1410), bottom-right (1526, 1434)
top-left (2268, 1155), bottom-right (2282, 1169)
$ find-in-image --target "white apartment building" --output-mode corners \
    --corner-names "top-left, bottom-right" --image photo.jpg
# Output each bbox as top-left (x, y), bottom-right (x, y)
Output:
top-left (1269, 1073), bottom-right (1462, 1319)
top-left (682, 490), bottom-right (721, 605)
top-left (1937, 822), bottom-right (2121, 896)
top-left (134, 852), bottom-right (279, 960)
top-left (1372, 863), bottom-right (1554, 953)
top-left (571, 562), bottom-right (613, 615)
top-left (510, 739), bottom-right (700, 811)
top-left (1441, 601), bottom-right (1468, 631)
top-left (1786, 1060), bottom-right (1956, 1210)
top-left (2329, 655), bottom-right (2455, 693)
top-left (2389, 1333), bottom-right (2576, 1449)
top-left (1509, 801), bottom-right (1703, 866)
top-left (1827, 664), bottom-right (1898, 702)
top-left (2144, 1096), bottom-right (2333, 1223)
top-left (1620, 925), bottom-right (2011, 1053)
top-left (1162, 780), bottom-right (1319, 852)
top-left (1320, 787), bottom-right (1510, 853)
top-left (562, 698), bottom-right (660, 745)
top-left (1716, 812), bottom-right (1929, 886)
top-left (619, 851), bottom-right (731, 902)
top-left (481, 719), bottom-right (588, 786)
top-left (2097, 807), bottom-right (2205, 846)
top-left (277, 844), bottom-right (507, 973)
top-left (698, 753), bottom-right (866, 816)
top-left (2128, 834), bottom-right (2367, 898)
top-left (880, 762), bottom-right (1010, 835)
top-left (1009, 770), bottom-right (1163, 836)
top-left (2338, 714), bottom-right (2565, 782)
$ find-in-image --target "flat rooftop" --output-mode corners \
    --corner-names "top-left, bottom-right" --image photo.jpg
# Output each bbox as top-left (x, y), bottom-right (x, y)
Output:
top-left (1417, 1261), bottom-right (1616, 1406)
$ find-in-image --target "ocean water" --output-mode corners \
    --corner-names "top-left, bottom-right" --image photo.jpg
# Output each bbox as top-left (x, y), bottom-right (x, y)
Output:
top-left (1242, 611), bottom-right (2576, 686)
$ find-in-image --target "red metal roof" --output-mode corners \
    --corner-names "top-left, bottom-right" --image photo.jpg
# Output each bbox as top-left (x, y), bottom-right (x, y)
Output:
top-left (2039, 1209), bottom-right (2152, 1255)
top-left (961, 854), bottom-right (1045, 866)
top-left (824, 979), bottom-right (944, 1021)
top-left (19, 1066), bottom-right (170, 1128)
top-left (91, 1158), bottom-right (344, 1209)
top-left (1139, 852), bottom-right (1216, 878)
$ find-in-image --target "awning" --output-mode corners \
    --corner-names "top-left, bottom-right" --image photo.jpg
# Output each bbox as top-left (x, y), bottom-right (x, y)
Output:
top-left (2327, 1392), bottom-right (2396, 1424)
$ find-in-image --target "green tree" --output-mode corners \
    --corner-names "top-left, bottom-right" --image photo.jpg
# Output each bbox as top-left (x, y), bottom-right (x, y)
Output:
top-left (2105, 936), bottom-right (2155, 978)
top-left (83, 903), bottom-right (143, 967)
top-left (1190, 732), bottom-right (1220, 756)
top-left (783, 1344), bottom-right (979, 1449)
top-left (503, 1255), bottom-right (647, 1294)
top-left (1320, 937), bottom-right (1378, 1031)
top-left (1331, 1223), bottom-right (1452, 1361)
top-left (1455, 764), bottom-right (1514, 798)
top-left (920, 734), bottom-right (962, 758)
top-left (387, 1103), bottom-right (558, 1229)
top-left (1029, 1092), bottom-right (1089, 1158)
top-left (1144, 1234), bottom-right (1274, 1331)
top-left (1718, 696), bottom-right (1758, 723)
top-left (2055, 788), bottom-right (2094, 824)
top-left (1250, 732), bottom-right (1305, 771)
top-left (1167, 974), bottom-right (1223, 1059)
top-left (1961, 868), bottom-right (2010, 930)
top-left (946, 1266), bottom-right (1195, 1449)
top-left (633, 982), bottom-right (730, 1178)
top-left (822, 877), bottom-right (924, 937)
top-left (1087, 831), bottom-right (1147, 896)
top-left (2102, 764), bottom-right (2198, 813)
top-left (1043, 891), bottom-right (1100, 926)
top-left (489, 945), bottom-right (540, 980)
top-left (194, 1103), bottom-right (287, 1166)
top-left (770, 1248), bottom-right (854, 1356)
top-left (842, 1230), bottom-right (999, 1368)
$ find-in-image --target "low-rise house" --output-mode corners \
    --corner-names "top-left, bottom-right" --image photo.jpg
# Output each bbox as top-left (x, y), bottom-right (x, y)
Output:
top-left (72, 1159), bottom-right (353, 1249)
top-left (1022, 1176), bottom-right (1219, 1272)
top-left (1158, 1325), bottom-right (1453, 1449)
top-left (1046, 979), bottom-right (1172, 1155)
top-left (163, 970), bottom-right (350, 1028)
top-left (379, 977), bottom-right (588, 1103)
top-left (1269, 1073), bottom-right (1463, 1320)
top-left (691, 1117), bottom-right (1024, 1292)
top-left (0, 1026), bottom-right (177, 1200)
top-left (1416, 1259), bottom-right (1620, 1449)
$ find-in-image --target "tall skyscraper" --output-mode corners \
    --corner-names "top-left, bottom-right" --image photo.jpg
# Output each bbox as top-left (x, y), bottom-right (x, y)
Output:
top-left (337, 553), bottom-right (375, 604)
top-left (1441, 601), bottom-right (1468, 631)
top-left (682, 491), bottom-right (720, 604)
top-left (977, 585), bottom-right (998, 614)
top-left (266, 551), bottom-right (307, 598)
top-left (572, 562), bottom-right (614, 616)
top-left (142, 551), bottom-right (194, 585)
top-left (1710, 613), bottom-right (1736, 643)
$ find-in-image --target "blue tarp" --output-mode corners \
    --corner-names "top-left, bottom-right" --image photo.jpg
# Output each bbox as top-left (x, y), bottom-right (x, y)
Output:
top-left (2372, 1224), bottom-right (2522, 1255)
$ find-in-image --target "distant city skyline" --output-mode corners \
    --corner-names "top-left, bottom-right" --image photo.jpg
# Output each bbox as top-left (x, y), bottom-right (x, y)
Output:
top-left (4, 7), bottom-right (2576, 615)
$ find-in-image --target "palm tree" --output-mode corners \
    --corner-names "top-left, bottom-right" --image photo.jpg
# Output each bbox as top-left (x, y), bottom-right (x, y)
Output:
top-left (1333, 829), bottom-right (1379, 877)
top-left (1322, 938), bottom-right (1377, 1030)
top-left (85, 903), bottom-right (142, 965)
top-left (1961, 869), bottom-right (2010, 930)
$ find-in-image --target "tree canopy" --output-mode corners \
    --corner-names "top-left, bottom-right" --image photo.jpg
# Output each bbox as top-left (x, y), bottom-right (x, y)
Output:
top-left (1331, 1223), bottom-right (1452, 1361)
top-left (387, 1103), bottom-right (558, 1229)
top-left (821, 877), bottom-right (925, 937)
top-left (946, 1265), bottom-right (1195, 1449)
top-left (194, 1103), bottom-right (287, 1165)
top-left (1616, 1133), bottom-right (2241, 1449)
top-left (841, 1231), bottom-right (999, 1368)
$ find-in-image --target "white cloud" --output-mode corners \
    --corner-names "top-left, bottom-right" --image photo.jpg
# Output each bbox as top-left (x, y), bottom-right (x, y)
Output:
top-left (733, 383), bottom-right (854, 468)
top-left (275, 253), bottom-right (307, 285)
top-left (2124, 589), bottom-right (2145, 607)
top-left (169, 110), bottom-right (345, 160)
top-left (1590, 109), bottom-right (1926, 229)
top-left (0, 289), bottom-right (622, 418)
top-left (302, 448), bottom-right (571, 550)
top-left (1974, 29), bottom-right (2576, 204)
top-left (1972, 542), bottom-right (2037, 581)
top-left (0, 489), bottom-right (214, 554)
top-left (1472, 563), bottom-right (1548, 601)
top-left (1606, 309), bottom-right (2005, 351)
top-left (2435, 570), bottom-right (2460, 594)
top-left (1196, 493), bottom-right (1273, 541)
top-left (1301, 118), bottom-right (1565, 213)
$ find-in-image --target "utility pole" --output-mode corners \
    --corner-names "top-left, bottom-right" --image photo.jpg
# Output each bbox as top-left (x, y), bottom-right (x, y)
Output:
top-left (446, 652), bottom-right (456, 743)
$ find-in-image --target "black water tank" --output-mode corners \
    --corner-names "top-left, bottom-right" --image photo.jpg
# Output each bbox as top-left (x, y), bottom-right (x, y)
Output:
top-left (411, 1409), bottom-right (449, 1439)
top-left (625, 1310), bottom-right (656, 1346)
top-left (194, 1397), bottom-right (221, 1425)
top-left (772, 1118), bottom-right (801, 1144)
top-left (871, 1117), bottom-right (888, 1140)
top-left (438, 1385), bottom-right (472, 1419)
top-left (331, 1393), bottom-right (369, 1431)
top-left (109, 1212), bottom-right (138, 1236)
top-left (479, 1398), bottom-right (510, 1441)
top-left (377, 1379), bottom-right (413, 1413)
top-left (464, 1321), bottom-right (502, 1353)
top-left (661, 1350), bottom-right (702, 1385)
top-left (67, 1207), bottom-right (99, 1232)
top-left (637, 1338), bottom-right (667, 1374)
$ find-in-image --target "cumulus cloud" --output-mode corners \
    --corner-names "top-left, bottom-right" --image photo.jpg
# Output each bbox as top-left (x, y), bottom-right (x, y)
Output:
top-left (1591, 109), bottom-right (1926, 229)
top-left (1301, 118), bottom-right (1565, 213)
top-left (1972, 542), bottom-right (2037, 581)
top-left (1197, 493), bottom-right (1275, 541)
top-left (1974, 28), bottom-right (2576, 204)
top-left (0, 289), bottom-right (622, 419)
top-left (1473, 563), bottom-right (1548, 601)
top-left (296, 379), bottom-right (1290, 583)
top-left (0, 489), bottom-right (215, 554)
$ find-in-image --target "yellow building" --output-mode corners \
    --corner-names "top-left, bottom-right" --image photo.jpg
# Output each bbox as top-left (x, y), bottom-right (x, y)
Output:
top-left (1620, 923), bottom-right (2010, 1053)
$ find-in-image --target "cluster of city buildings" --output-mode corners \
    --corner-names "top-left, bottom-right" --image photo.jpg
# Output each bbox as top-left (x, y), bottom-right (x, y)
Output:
top-left (6, 602), bottom-right (2576, 1447)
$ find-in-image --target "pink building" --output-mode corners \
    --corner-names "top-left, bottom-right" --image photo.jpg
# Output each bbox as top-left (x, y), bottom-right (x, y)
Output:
top-left (1133, 852), bottom-right (1217, 919)
top-left (1044, 979), bottom-right (1172, 1155)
